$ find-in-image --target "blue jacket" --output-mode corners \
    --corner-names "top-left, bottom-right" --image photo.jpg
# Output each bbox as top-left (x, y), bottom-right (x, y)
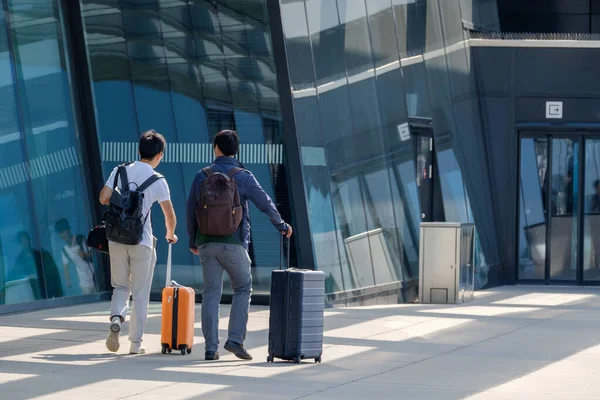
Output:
top-left (186, 156), bottom-right (289, 250)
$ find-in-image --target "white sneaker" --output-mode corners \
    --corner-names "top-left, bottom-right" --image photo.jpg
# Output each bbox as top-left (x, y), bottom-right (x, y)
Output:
top-left (129, 342), bottom-right (146, 355)
top-left (106, 317), bottom-right (121, 353)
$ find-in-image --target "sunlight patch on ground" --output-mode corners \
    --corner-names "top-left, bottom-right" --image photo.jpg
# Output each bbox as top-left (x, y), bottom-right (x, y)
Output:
top-left (324, 315), bottom-right (468, 340)
top-left (493, 293), bottom-right (594, 307)
top-left (419, 306), bottom-right (540, 317)
top-left (368, 317), bottom-right (472, 341)
top-left (0, 327), bottom-right (69, 343)
top-left (464, 343), bottom-right (600, 399)
top-left (29, 379), bottom-right (228, 400)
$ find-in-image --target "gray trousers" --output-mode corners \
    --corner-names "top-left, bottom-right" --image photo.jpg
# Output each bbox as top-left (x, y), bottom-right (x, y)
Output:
top-left (109, 238), bottom-right (157, 343)
top-left (198, 243), bottom-right (252, 352)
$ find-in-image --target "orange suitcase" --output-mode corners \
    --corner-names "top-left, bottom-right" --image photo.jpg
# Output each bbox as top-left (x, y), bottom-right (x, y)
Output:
top-left (161, 243), bottom-right (195, 355)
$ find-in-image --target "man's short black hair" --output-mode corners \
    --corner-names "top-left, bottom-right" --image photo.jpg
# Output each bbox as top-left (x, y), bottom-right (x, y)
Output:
top-left (54, 218), bottom-right (70, 234)
top-left (139, 129), bottom-right (166, 160)
top-left (213, 130), bottom-right (239, 156)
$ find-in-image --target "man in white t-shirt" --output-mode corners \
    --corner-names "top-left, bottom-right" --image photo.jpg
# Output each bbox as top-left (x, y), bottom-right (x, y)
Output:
top-left (99, 129), bottom-right (178, 355)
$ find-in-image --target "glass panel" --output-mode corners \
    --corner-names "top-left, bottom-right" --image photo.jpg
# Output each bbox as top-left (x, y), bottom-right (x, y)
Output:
top-left (0, 8), bottom-right (44, 305)
top-left (549, 138), bottom-right (578, 281)
top-left (436, 148), bottom-right (469, 222)
top-left (584, 139), bottom-right (600, 281)
top-left (280, 0), bottom-right (423, 295)
top-left (364, 168), bottom-right (407, 284)
top-left (281, 0), bottom-right (347, 294)
top-left (7, 0), bottom-right (100, 298)
top-left (518, 138), bottom-right (548, 280)
top-left (333, 177), bottom-right (374, 288)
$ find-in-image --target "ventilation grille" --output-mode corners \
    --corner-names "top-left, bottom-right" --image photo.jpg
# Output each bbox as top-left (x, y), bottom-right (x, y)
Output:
top-left (469, 31), bottom-right (600, 41)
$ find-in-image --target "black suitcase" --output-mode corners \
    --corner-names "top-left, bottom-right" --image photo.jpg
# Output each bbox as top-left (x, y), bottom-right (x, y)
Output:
top-left (267, 238), bottom-right (325, 364)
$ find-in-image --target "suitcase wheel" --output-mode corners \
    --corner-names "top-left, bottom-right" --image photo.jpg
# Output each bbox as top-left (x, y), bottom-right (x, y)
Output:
top-left (315, 356), bottom-right (322, 364)
top-left (293, 356), bottom-right (301, 364)
top-left (180, 345), bottom-right (189, 356)
top-left (267, 355), bottom-right (274, 363)
top-left (168, 348), bottom-right (172, 354)
top-left (161, 345), bottom-right (168, 355)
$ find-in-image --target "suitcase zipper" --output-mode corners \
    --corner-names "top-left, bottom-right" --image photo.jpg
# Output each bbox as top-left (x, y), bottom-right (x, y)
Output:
top-left (172, 287), bottom-right (179, 350)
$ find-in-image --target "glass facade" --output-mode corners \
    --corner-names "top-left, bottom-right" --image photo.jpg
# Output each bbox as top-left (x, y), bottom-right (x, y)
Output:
top-left (0, 0), bottom-right (511, 312)
top-left (0, 0), bottom-right (103, 306)
top-left (279, 0), bottom-right (496, 293)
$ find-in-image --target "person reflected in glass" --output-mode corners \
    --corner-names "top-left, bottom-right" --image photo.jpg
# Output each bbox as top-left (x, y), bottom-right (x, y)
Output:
top-left (0, 237), bottom-right (4, 305)
top-left (54, 218), bottom-right (97, 295)
top-left (590, 179), bottom-right (600, 212)
top-left (15, 231), bottom-right (63, 300)
top-left (564, 158), bottom-right (574, 215)
top-left (589, 180), bottom-right (600, 270)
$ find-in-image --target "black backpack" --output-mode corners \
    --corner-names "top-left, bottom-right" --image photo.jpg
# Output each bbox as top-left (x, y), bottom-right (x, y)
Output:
top-left (104, 162), bottom-right (164, 245)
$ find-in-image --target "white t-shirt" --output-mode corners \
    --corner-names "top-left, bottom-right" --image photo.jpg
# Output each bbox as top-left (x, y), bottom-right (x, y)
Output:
top-left (61, 240), bottom-right (95, 289)
top-left (105, 161), bottom-right (171, 249)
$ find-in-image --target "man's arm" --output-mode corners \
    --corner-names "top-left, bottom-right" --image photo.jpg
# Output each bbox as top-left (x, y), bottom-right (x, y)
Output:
top-left (245, 172), bottom-right (293, 238)
top-left (99, 186), bottom-right (112, 205)
top-left (186, 173), bottom-right (203, 254)
top-left (100, 166), bottom-right (118, 205)
top-left (159, 200), bottom-right (178, 243)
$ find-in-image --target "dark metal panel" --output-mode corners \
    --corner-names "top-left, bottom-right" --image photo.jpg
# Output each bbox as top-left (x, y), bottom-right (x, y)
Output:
top-left (498, 0), bottom-right (592, 33)
top-left (515, 47), bottom-right (600, 97)
top-left (60, 0), bottom-right (110, 287)
top-left (265, 0), bottom-right (315, 270)
top-left (471, 47), bottom-right (511, 97)
top-left (479, 97), bottom-right (514, 285)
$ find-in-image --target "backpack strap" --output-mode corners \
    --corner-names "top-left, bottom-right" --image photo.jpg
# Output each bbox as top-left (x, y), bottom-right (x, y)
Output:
top-left (226, 167), bottom-right (244, 178)
top-left (202, 167), bottom-right (213, 177)
top-left (114, 162), bottom-right (133, 190)
top-left (137, 172), bottom-right (164, 193)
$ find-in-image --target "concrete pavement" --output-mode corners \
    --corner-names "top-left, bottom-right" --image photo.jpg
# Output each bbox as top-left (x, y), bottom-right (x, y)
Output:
top-left (1, 286), bottom-right (600, 399)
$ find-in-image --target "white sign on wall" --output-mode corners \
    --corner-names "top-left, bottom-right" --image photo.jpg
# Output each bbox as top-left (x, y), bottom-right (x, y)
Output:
top-left (397, 122), bottom-right (410, 142)
top-left (546, 101), bottom-right (563, 119)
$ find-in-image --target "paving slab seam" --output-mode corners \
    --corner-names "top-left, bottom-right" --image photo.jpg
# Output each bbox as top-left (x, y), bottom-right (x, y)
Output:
top-left (0, 325), bottom-right (108, 333)
top-left (115, 381), bottom-right (199, 400)
top-left (294, 308), bottom-right (572, 399)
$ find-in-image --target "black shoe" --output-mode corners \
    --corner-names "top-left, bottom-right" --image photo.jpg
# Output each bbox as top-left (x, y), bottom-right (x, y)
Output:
top-left (224, 341), bottom-right (253, 360)
top-left (205, 351), bottom-right (220, 361)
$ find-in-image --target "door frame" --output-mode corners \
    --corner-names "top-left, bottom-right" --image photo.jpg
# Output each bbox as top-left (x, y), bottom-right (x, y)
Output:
top-left (409, 117), bottom-right (445, 223)
top-left (517, 128), bottom-right (600, 286)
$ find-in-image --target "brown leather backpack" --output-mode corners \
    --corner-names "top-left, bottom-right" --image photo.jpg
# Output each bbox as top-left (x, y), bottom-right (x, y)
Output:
top-left (195, 167), bottom-right (243, 236)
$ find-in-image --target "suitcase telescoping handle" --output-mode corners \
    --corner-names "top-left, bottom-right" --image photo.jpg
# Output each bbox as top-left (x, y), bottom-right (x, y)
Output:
top-left (165, 242), bottom-right (172, 287)
top-left (279, 235), bottom-right (290, 270)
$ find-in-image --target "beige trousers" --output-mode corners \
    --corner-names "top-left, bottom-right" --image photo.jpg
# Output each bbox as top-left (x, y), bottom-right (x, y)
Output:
top-left (108, 238), bottom-right (157, 343)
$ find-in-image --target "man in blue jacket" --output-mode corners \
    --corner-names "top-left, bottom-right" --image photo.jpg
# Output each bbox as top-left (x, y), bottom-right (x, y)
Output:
top-left (186, 130), bottom-right (292, 361)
